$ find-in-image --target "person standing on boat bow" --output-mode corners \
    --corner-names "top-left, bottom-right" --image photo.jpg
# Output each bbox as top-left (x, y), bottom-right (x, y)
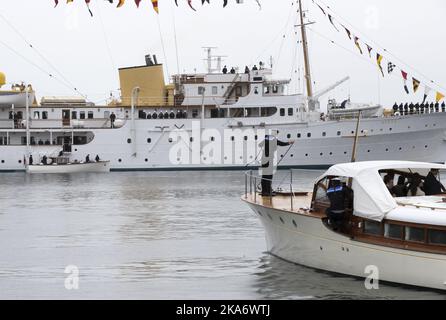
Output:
top-left (110, 112), bottom-right (116, 128)
top-left (259, 132), bottom-right (294, 197)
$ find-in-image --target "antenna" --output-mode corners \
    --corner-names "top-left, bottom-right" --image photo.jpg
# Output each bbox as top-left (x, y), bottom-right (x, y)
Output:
top-left (202, 46), bottom-right (217, 73)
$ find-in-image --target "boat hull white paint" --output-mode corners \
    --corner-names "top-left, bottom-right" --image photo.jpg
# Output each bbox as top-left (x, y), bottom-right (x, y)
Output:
top-left (246, 202), bottom-right (446, 291)
top-left (26, 161), bottom-right (110, 174)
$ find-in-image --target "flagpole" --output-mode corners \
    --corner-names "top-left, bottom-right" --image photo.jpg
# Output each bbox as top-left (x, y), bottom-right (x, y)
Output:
top-left (298, 0), bottom-right (314, 103)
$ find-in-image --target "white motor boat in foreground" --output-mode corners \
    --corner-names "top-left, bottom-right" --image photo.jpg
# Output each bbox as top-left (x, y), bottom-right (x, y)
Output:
top-left (26, 160), bottom-right (110, 174)
top-left (243, 161), bottom-right (446, 291)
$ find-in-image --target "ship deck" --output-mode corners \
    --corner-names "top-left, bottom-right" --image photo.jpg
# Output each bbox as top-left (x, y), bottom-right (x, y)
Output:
top-left (243, 192), bottom-right (326, 219)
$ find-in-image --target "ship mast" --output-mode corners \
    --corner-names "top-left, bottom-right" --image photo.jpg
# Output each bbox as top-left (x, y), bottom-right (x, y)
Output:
top-left (298, 0), bottom-right (314, 104)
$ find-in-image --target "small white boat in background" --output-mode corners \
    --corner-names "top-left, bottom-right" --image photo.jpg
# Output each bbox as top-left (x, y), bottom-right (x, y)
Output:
top-left (327, 99), bottom-right (383, 119)
top-left (243, 161), bottom-right (446, 291)
top-left (26, 160), bottom-right (110, 174)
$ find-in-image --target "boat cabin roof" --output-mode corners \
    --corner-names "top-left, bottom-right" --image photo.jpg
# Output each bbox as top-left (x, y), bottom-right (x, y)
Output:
top-left (318, 161), bottom-right (446, 223)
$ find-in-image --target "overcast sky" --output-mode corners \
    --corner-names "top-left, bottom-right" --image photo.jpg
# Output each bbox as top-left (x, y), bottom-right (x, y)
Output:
top-left (0, 0), bottom-right (445, 109)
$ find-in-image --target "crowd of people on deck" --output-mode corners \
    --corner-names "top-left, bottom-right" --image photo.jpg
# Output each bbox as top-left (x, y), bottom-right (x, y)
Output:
top-left (222, 62), bottom-right (265, 75)
top-left (27, 153), bottom-right (102, 166)
top-left (383, 170), bottom-right (446, 197)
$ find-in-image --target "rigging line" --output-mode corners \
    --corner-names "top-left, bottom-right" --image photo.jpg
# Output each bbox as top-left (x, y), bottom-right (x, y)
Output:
top-left (171, 4), bottom-right (181, 76)
top-left (315, 0), bottom-right (446, 93)
top-left (0, 13), bottom-right (86, 98)
top-left (308, 26), bottom-right (415, 98)
top-left (0, 38), bottom-right (85, 95)
top-left (156, 14), bottom-right (170, 81)
top-left (96, 2), bottom-right (116, 72)
top-left (251, 0), bottom-right (296, 65)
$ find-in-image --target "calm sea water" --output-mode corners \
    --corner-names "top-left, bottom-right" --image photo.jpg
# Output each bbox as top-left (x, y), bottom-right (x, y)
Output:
top-left (0, 170), bottom-right (444, 300)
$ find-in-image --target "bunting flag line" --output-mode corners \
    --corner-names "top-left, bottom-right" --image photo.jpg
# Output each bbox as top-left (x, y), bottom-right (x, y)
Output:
top-left (117, 0), bottom-right (125, 8)
top-left (412, 78), bottom-right (420, 93)
top-left (423, 86), bottom-right (432, 104)
top-left (376, 53), bottom-right (384, 77)
top-left (151, 0), bottom-right (159, 13)
top-left (436, 92), bottom-right (445, 103)
top-left (388, 62), bottom-right (396, 74)
top-left (354, 36), bottom-right (363, 55)
top-left (189, 0), bottom-right (197, 10)
top-left (328, 14), bottom-right (339, 32)
top-left (401, 71), bottom-right (410, 94)
top-left (366, 44), bottom-right (372, 58)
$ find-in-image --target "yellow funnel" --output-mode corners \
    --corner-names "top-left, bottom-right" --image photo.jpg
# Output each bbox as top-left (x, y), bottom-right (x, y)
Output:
top-left (0, 72), bottom-right (5, 88)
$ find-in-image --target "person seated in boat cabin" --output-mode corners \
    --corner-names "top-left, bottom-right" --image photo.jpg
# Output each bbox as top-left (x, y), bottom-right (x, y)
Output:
top-left (95, 155), bottom-right (100, 162)
top-left (326, 178), bottom-right (347, 231)
top-left (42, 155), bottom-right (48, 165)
top-left (407, 173), bottom-right (425, 197)
top-left (85, 154), bottom-right (90, 163)
top-left (28, 155), bottom-right (33, 166)
top-left (391, 176), bottom-right (409, 197)
top-left (423, 169), bottom-right (446, 196)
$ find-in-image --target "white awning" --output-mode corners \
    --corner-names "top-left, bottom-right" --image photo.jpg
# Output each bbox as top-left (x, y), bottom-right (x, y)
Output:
top-left (318, 161), bottom-right (446, 222)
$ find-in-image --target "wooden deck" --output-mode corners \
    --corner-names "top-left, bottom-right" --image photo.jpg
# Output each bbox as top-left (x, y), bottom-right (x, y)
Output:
top-left (243, 192), bottom-right (326, 219)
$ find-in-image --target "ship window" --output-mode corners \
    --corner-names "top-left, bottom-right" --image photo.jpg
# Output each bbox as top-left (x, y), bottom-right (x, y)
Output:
top-left (384, 224), bottom-right (403, 239)
top-left (429, 230), bottom-right (446, 245)
top-left (192, 109), bottom-right (199, 118)
top-left (42, 111), bottom-right (48, 120)
top-left (33, 111), bottom-right (40, 119)
top-left (287, 134), bottom-right (291, 139)
top-left (297, 133), bottom-right (301, 138)
top-left (322, 132), bottom-right (326, 137)
top-left (212, 86), bottom-right (218, 95)
top-left (280, 108), bottom-right (285, 117)
top-left (198, 87), bottom-right (205, 95)
top-left (127, 138), bottom-right (132, 144)
top-left (147, 138), bottom-right (152, 143)
top-left (80, 112), bottom-right (86, 120)
top-left (364, 220), bottom-right (382, 236)
top-left (405, 227), bottom-right (425, 243)
top-left (337, 131), bottom-right (341, 136)
top-left (307, 133), bottom-right (311, 138)
top-left (88, 111), bottom-right (94, 119)
top-left (288, 108), bottom-right (293, 116)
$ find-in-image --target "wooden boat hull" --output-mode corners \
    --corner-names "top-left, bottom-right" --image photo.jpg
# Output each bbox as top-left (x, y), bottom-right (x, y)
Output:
top-left (245, 199), bottom-right (446, 291)
top-left (26, 161), bottom-right (110, 174)
top-left (0, 91), bottom-right (35, 107)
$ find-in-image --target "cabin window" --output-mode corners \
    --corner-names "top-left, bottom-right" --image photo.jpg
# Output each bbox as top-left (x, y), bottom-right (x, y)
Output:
top-left (212, 86), bottom-right (218, 95)
top-left (307, 133), bottom-right (311, 138)
top-left (273, 85), bottom-right (278, 94)
top-left (322, 132), bottom-right (327, 137)
top-left (280, 108), bottom-right (285, 117)
top-left (88, 111), bottom-right (94, 119)
top-left (405, 227), bottom-right (425, 243)
top-left (235, 86), bottom-right (242, 96)
top-left (33, 111), bottom-right (40, 119)
top-left (42, 111), bottom-right (48, 120)
top-left (429, 230), bottom-right (446, 245)
top-left (297, 133), bottom-right (301, 138)
top-left (288, 108), bottom-right (293, 116)
top-left (198, 87), bottom-right (205, 95)
top-left (80, 112), bottom-right (86, 120)
top-left (260, 107), bottom-right (277, 117)
top-left (384, 224), bottom-right (403, 239)
top-left (192, 109), bottom-right (199, 118)
top-left (337, 131), bottom-right (341, 136)
top-left (72, 111), bottom-right (77, 120)
top-left (364, 221), bottom-right (382, 236)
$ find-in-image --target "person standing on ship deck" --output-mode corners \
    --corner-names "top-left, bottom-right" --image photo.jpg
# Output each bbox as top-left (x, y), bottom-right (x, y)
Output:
top-left (110, 112), bottom-right (116, 128)
top-left (259, 132), bottom-right (294, 197)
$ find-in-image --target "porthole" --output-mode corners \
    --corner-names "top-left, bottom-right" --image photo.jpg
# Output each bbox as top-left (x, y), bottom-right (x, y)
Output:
top-left (290, 154), bottom-right (294, 158)
top-left (280, 154), bottom-right (284, 158)
top-left (211, 137), bottom-right (215, 142)
top-left (305, 153), bottom-right (309, 157)
top-left (399, 147), bottom-right (402, 151)
top-left (337, 131), bottom-right (341, 136)
top-left (297, 133), bottom-right (301, 138)
top-left (1, 160), bottom-right (4, 163)
top-left (18, 160), bottom-right (22, 164)
top-left (307, 133), bottom-right (311, 138)
top-left (367, 150), bottom-right (371, 153)
top-left (389, 128), bottom-right (393, 131)
top-left (386, 148), bottom-right (389, 152)
top-left (344, 151), bottom-right (347, 155)
top-left (190, 137), bottom-right (194, 142)
top-left (147, 138), bottom-right (152, 143)
top-left (320, 153), bottom-right (323, 156)
top-left (425, 145), bottom-right (428, 149)
top-left (322, 132), bottom-right (326, 137)
top-left (329, 152), bottom-right (333, 155)
top-left (287, 134), bottom-right (291, 139)
top-left (145, 158), bottom-right (148, 162)
top-left (243, 136), bottom-right (247, 141)
top-left (127, 138), bottom-right (132, 144)
top-left (168, 138), bottom-right (173, 143)
top-left (118, 159), bottom-right (122, 163)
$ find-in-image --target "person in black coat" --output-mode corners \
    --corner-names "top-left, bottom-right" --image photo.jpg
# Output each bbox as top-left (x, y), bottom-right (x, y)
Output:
top-left (423, 169), bottom-right (446, 196)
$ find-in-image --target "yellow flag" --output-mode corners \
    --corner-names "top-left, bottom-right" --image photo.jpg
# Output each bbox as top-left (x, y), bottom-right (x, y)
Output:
top-left (436, 92), bottom-right (445, 103)
top-left (117, 0), bottom-right (125, 7)
top-left (376, 53), bottom-right (384, 77)
top-left (67, 0), bottom-right (73, 3)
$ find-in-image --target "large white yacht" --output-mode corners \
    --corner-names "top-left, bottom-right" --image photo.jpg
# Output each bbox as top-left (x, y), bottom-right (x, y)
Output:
top-left (0, 0), bottom-right (445, 172)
